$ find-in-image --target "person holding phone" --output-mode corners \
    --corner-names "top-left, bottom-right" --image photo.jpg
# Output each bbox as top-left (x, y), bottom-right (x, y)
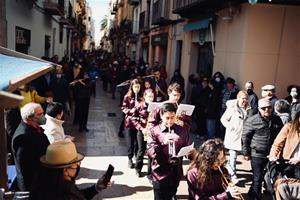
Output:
top-left (147, 103), bottom-right (190, 200)
top-left (31, 140), bottom-right (112, 200)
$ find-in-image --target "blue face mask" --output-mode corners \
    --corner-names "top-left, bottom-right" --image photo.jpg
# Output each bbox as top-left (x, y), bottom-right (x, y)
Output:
top-left (56, 74), bottom-right (62, 79)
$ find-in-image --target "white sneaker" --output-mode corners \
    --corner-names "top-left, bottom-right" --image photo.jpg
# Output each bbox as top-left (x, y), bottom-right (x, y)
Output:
top-left (231, 175), bottom-right (239, 185)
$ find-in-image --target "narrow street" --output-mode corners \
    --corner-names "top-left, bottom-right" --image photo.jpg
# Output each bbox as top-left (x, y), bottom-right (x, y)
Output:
top-left (63, 81), bottom-right (263, 200)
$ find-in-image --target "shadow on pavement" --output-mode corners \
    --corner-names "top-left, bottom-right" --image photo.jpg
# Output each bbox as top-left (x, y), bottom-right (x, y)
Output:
top-left (78, 167), bottom-right (124, 179)
top-left (77, 183), bottom-right (153, 198)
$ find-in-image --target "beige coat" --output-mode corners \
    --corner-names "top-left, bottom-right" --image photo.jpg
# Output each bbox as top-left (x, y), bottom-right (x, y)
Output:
top-left (269, 123), bottom-right (300, 159)
top-left (221, 100), bottom-right (251, 151)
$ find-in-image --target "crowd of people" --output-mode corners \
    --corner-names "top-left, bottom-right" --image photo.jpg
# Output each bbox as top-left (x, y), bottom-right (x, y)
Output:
top-left (3, 48), bottom-right (300, 200)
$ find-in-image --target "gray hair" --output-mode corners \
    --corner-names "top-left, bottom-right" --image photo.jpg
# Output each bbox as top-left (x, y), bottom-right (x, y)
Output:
top-left (21, 103), bottom-right (42, 120)
top-left (274, 99), bottom-right (290, 114)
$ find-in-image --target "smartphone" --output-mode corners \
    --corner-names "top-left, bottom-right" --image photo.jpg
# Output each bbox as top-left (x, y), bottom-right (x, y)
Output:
top-left (102, 164), bottom-right (114, 186)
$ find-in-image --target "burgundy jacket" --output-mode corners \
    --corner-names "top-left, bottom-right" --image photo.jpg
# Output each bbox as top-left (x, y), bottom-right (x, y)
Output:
top-left (131, 101), bottom-right (149, 131)
top-left (147, 123), bottom-right (189, 184)
top-left (121, 95), bottom-right (136, 129)
top-left (187, 167), bottom-right (231, 200)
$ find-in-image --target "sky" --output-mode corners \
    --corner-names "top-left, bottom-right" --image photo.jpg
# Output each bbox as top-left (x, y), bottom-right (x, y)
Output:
top-left (87, 0), bottom-right (110, 44)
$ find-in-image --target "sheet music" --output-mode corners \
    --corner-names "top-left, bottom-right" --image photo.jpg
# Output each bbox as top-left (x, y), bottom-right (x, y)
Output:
top-left (176, 142), bottom-right (194, 157)
top-left (147, 102), bottom-right (162, 112)
top-left (176, 104), bottom-right (195, 116)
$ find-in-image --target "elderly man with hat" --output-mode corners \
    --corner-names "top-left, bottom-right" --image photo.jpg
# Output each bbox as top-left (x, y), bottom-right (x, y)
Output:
top-left (31, 140), bottom-right (111, 200)
top-left (242, 98), bottom-right (283, 200)
top-left (261, 84), bottom-right (278, 111)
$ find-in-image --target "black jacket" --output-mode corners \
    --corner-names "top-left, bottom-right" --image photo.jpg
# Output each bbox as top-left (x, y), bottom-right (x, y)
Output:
top-left (12, 122), bottom-right (49, 191)
top-left (31, 180), bottom-right (98, 200)
top-left (242, 113), bottom-right (283, 158)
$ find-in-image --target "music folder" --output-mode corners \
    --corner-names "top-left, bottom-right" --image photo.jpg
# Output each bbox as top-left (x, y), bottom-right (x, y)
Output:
top-left (176, 104), bottom-right (195, 116)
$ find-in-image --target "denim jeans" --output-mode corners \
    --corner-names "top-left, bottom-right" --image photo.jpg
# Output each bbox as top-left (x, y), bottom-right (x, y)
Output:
top-left (206, 119), bottom-right (216, 139)
top-left (226, 149), bottom-right (237, 176)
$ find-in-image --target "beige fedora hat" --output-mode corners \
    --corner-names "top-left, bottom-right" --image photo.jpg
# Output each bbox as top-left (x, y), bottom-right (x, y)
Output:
top-left (40, 140), bottom-right (84, 168)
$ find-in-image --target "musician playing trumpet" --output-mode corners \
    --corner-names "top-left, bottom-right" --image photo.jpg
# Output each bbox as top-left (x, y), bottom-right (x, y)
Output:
top-left (147, 103), bottom-right (190, 200)
top-left (187, 139), bottom-right (242, 200)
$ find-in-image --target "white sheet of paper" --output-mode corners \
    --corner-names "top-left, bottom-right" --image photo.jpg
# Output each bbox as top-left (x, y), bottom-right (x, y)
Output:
top-left (176, 142), bottom-right (194, 157)
top-left (147, 102), bottom-right (162, 112)
top-left (176, 104), bottom-right (195, 116)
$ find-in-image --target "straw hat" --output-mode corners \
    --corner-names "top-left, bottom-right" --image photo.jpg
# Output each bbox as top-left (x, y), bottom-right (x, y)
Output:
top-left (40, 140), bottom-right (84, 168)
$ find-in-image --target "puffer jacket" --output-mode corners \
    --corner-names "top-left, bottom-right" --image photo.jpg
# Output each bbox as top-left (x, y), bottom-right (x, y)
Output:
top-left (242, 113), bottom-right (283, 158)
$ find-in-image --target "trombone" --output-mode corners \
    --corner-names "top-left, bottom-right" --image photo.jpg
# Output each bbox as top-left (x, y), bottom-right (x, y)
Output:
top-left (218, 167), bottom-right (244, 200)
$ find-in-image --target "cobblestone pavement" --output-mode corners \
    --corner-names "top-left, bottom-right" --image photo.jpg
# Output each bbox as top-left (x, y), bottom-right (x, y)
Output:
top-left (63, 82), bottom-right (271, 200)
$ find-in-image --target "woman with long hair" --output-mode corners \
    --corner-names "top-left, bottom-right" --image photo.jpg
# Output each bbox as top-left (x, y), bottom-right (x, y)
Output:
top-left (269, 110), bottom-right (300, 199)
top-left (187, 138), bottom-right (241, 200)
top-left (131, 88), bottom-right (154, 177)
top-left (121, 78), bottom-right (143, 168)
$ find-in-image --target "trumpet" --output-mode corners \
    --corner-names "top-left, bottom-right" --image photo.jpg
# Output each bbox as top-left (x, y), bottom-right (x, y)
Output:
top-left (218, 167), bottom-right (244, 200)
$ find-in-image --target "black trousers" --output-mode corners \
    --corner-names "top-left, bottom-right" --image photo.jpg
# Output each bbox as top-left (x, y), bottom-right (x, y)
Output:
top-left (90, 81), bottom-right (96, 97)
top-left (119, 114), bottom-right (125, 134)
top-left (127, 128), bottom-right (138, 159)
top-left (136, 130), bottom-right (146, 171)
top-left (153, 179), bottom-right (178, 200)
top-left (249, 156), bottom-right (268, 200)
top-left (77, 98), bottom-right (90, 128)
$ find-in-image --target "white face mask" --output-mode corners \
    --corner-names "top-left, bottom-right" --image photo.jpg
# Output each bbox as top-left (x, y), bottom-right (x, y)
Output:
top-left (291, 91), bottom-right (298, 98)
top-left (215, 77), bottom-right (221, 83)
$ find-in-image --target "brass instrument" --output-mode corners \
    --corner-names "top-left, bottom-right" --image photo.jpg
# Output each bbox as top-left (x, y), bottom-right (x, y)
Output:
top-left (218, 167), bottom-right (244, 200)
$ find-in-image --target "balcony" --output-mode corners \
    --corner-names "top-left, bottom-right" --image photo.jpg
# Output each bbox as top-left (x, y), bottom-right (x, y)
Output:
top-left (139, 11), bottom-right (149, 32)
top-left (120, 19), bottom-right (132, 34)
top-left (152, 0), bottom-right (172, 26)
top-left (43, 0), bottom-right (65, 16)
top-left (59, 17), bottom-right (71, 25)
top-left (172, 0), bottom-right (248, 18)
top-left (128, 0), bottom-right (140, 6)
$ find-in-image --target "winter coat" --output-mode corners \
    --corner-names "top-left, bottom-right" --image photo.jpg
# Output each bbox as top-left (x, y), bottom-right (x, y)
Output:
top-left (221, 100), bottom-right (252, 151)
top-left (290, 100), bottom-right (300, 120)
top-left (31, 180), bottom-right (98, 200)
top-left (12, 122), bottom-right (49, 191)
top-left (41, 114), bottom-right (65, 143)
top-left (269, 123), bottom-right (300, 160)
top-left (242, 113), bottom-right (283, 158)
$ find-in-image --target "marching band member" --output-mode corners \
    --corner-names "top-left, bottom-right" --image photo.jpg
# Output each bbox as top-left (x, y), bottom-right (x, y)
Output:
top-left (147, 103), bottom-right (190, 200)
top-left (187, 139), bottom-right (241, 200)
top-left (121, 79), bottom-right (143, 169)
top-left (131, 88), bottom-right (154, 177)
top-left (148, 83), bottom-right (191, 129)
